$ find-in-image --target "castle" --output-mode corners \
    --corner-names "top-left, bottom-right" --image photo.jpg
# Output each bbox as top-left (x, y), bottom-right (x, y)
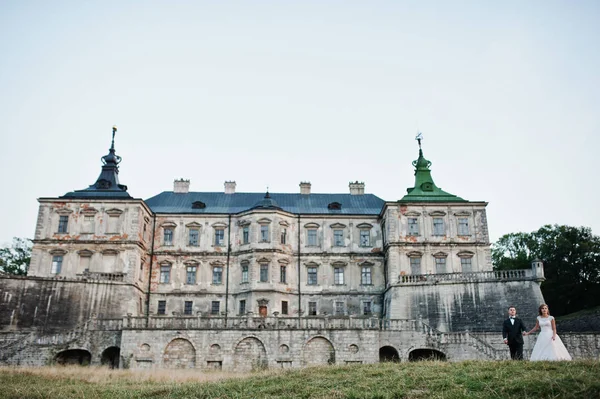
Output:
top-left (1, 128), bottom-right (592, 369)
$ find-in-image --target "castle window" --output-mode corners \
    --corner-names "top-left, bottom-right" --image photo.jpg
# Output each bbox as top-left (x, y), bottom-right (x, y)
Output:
top-left (334, 267), bottom-right (345, 285)
top-left (307, 267), bottom-right (318, 285)
top-left (333, 229), bottom-right (344, 247)
top-left (308, 302), bottom-right (317, 316)
top-left (260, 225), bottom-right (269, 242)
top-left (186, 266), bottom-right (197, 284)
top-left (83, 216), bottom-right (95, 234)
top-left (335, 301), bottom-right (345, 316)
top-left (239, 300), bottom-right (246, 315)
top-left (107, 215), bottom-right (119, 233)
top-left (307, 229), bottom-right (318, 246)
top-left (188, 229), bottom-right (199, 246)
top-left (259, 263), bottom-right (269, 282)
top-left (280, 265), bottom-right (287, 283)
top-left (433, 218), bottom-right (445, 236)
top-left (363, 301), bottom-right (372, 315)
top-left (241, 262), bottom-right (249, 283)
top-left (458, 218), bottom-right (470, 236)
top-left (281, 300), bottom-right (288, 315)
top-left (160, 264), bottom-right (171, 283)
top-left (361, 266), bottom-right (372, 285)
top-left (51, 256), bottom-right (63, 274)
top-left (214, 228), bottom-right (225, 246)
top-left (281, 228), bottom-right (287, 244)
top-left (212, 266), bottom-right (223, 284)
top-left (242, 226), bottom-right (249, 244)
top-left (408, 218), bottom-right (419, 236)
top-left (58, 215), bottom-right (69, 233)
top-left (157, 300), bottom-right (166, 315)
top-left (211, 301), bottom-right (220, 315)
top-left (435, 257), bottom-right (447, 274)
top-left (461, 257), bottom-right (473, 272)
top-left (163, 228), bottom-right (174, 246)
top-left (184, 301), bottom-right (193, 315)
top-left (78, 250), bottom-right (92, 273)
top-left (410, 257), bottom-right (421, 274)
top-left (359, 230), bottom-right (371, 247)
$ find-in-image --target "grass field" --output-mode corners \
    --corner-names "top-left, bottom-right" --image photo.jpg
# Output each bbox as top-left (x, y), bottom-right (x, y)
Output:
top-left (0, 360), bottom-right (598, 399)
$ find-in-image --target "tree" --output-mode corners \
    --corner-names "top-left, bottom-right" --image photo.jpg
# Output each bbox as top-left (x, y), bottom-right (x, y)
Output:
top-left (492, 225), bottom-right (600, 316)
top-left (0, 237), bottom-right (32, 275)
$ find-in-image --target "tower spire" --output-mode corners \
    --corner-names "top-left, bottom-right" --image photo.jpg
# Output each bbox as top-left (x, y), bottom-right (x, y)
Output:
top-left (61, 126), bottom-right (131, 198)
top-left (400, 133), bottom-right (466, 203)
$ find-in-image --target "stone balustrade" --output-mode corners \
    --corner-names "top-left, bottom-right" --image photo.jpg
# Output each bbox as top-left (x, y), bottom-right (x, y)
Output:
top-left (76, 271), bottom-right (125, 282)
top-left (397, 269), bottom-right (535, 284)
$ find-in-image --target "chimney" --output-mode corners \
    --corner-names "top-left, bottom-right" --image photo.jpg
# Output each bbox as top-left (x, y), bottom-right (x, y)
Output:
top-left (224, 181), bottom-right (236, 194)
top-left (174, 179), bottom-right (190, 193)
top-left (349, 181), bottom-right (365, 195)
top-left (300, 182), bottom-right (311, 195)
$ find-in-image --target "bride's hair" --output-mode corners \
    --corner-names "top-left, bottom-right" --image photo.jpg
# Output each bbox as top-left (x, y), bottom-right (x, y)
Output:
top-left (538, 304), bottom-right (550, 316)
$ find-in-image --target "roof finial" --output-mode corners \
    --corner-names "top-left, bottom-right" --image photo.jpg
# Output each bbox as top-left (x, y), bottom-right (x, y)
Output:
top-left (265, 186), bottom-right (270, 198)
top-left (111, 125), bottom-right (117, 150)
top-left (415, 131), bottom-right (423, 150)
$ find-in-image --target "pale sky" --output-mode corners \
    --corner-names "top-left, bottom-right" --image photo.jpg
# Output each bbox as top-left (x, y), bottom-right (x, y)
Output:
top-left (1, 1), bottom-right (598, 246)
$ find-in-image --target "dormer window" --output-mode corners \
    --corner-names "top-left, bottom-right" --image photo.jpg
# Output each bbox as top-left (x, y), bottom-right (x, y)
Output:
top-left (328, 202), bottom-right (342, 210)
top-left (192, 201), bottom-right (206, 209)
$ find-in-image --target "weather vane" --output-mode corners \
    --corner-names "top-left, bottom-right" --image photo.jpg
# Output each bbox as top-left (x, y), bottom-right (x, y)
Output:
top-left (111, 125), bottom-right (117, 150)
top-left (415, 131), bottom-right (423, 149)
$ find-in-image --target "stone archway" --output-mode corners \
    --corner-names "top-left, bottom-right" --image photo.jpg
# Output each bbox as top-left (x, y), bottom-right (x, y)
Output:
top-left (101, 346), bottom-right (120, 368)
top-left (408, 348), bottom-right (447, 361)
top-left (379, 346), bottom-right (400, 362)
top-left (55, 349), bottom-right (92, 366)
top-left (233, 337), bottom-right (267, 372)
top-left (303, 337), bottom-right (335, 366)
top-left (163, 338), bottom-right (196, 369)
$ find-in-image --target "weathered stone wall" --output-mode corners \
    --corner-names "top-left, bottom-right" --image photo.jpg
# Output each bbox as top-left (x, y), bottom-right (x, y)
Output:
top-left (0, 276), bottom-right (142, 330)
top-left (120, 328), bottom-right (385, 370)
top-left (384, 279), bottom-right (545, 332)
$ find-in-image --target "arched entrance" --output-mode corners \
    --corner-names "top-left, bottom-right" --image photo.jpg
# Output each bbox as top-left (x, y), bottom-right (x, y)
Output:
top-left (379, 346), bottom-right (400, 362)
top-left (303, 337), bottom-right (335, 366)
top-left (163, 338), bottom-right (196, 369)
top-left (101, 346), bottom-right (120, 368)
top-left (233, 337), bottom-right (267, 372)
top-left (408, 348), bottom-right (447, 361)
top-left (55, 349), bottom-right (91, 366)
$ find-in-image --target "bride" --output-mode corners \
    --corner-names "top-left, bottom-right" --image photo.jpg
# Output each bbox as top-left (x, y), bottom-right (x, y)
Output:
top-left (525, 304), bottom-right (572, 361)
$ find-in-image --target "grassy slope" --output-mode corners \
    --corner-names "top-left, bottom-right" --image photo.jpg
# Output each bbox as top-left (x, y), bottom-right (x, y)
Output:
top-left (557, 305), bottom-right (600, 321)
top-left (1, 361), bottom-right (599, 399)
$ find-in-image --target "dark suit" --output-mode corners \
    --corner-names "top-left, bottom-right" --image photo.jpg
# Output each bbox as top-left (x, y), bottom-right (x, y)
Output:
top-left (502, 317), bottom-right (527, 360)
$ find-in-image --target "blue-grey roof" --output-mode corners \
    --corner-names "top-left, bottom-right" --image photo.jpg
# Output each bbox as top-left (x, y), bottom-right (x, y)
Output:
top-left (145, 192), bottom-right (386, 215)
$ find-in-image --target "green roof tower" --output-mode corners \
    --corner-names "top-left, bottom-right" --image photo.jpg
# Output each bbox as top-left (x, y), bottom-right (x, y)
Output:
top-left (400, 134), bottom-right (467, 202)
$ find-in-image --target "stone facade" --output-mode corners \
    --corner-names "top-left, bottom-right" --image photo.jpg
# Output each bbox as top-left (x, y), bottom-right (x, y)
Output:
top-left (1, 131), bottom-right (598, 369)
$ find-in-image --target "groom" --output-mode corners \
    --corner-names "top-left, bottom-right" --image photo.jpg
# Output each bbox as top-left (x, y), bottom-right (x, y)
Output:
top-left (502, 305), bottom-right (528, 360)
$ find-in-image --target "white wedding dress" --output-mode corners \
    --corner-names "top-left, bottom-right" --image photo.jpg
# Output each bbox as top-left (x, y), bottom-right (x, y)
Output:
top-left (529, 316), bottom-right (572, 361)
